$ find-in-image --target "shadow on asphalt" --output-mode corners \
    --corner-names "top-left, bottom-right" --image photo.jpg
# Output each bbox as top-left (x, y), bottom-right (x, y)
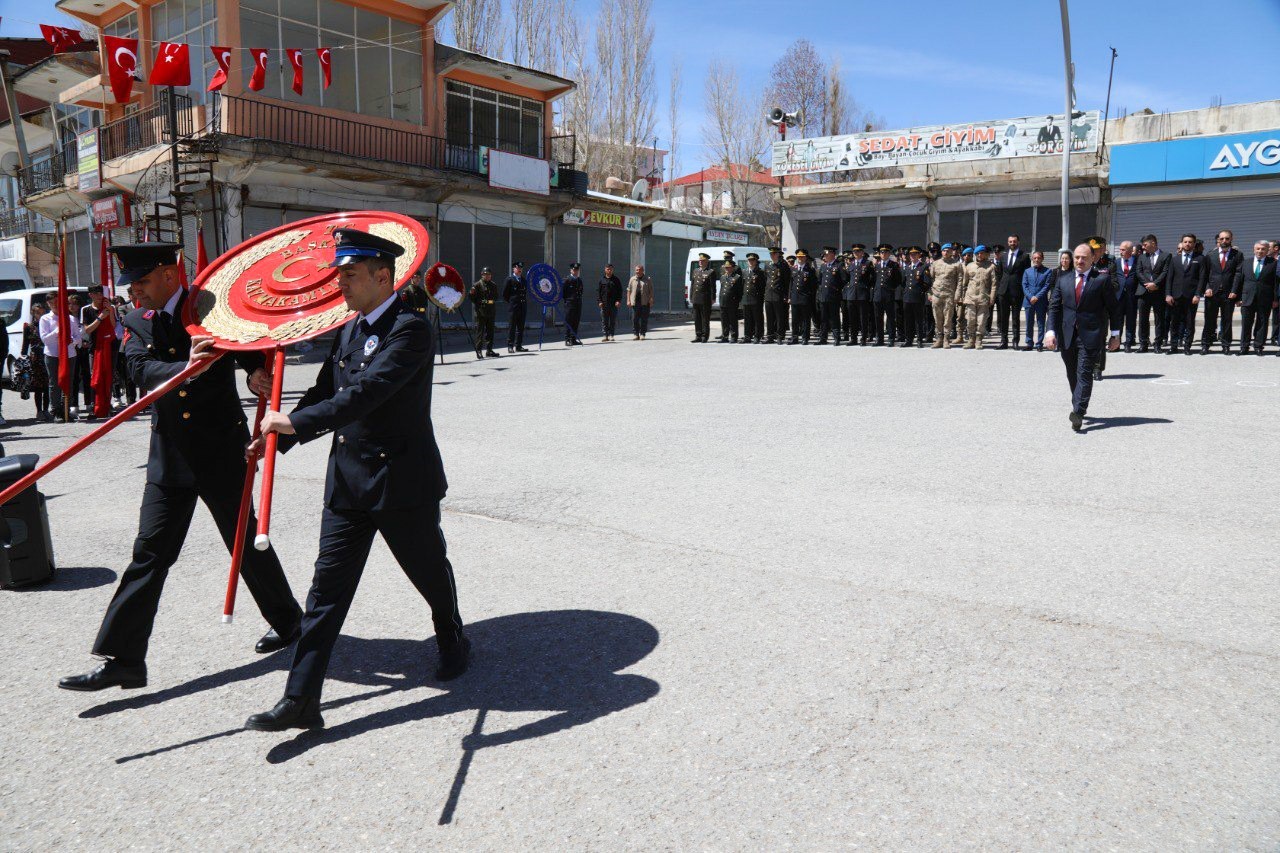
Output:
top-left (1081, 416), bottom-right (1173, 433)
top-left (24, 566), bottom-right (118, 591)
top-left (1100, 373), bottom-right (1163, 380)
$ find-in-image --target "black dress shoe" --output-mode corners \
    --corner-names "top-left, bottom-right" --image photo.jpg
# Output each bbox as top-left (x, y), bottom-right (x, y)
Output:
top-left (486, 350), bottom-right (501, 358)
top-left (245, 696), bottom-right (324, 732)
top-left (1069, 411), bottom-right (1083, 432)
top-left (255, 623), bottom-right (301, 654)
top-left (435, 636), bottom-right (472, 681)
top-left (515, 346), bottom-right (529, 352)
top-left (59, 659), bottom-right (147, 692)
top-left (475, 351), bottom-right (485, 360)
top-left (1093, 367), bottom-right (1103, 381)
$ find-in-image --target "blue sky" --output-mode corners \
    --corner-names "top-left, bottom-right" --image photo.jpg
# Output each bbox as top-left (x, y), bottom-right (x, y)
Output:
top-left (5, 0), bottom-right (1280, 172)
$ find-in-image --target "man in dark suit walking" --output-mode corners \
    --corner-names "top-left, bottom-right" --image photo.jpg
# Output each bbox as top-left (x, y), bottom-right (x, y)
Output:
top-left (1044, 243), bottom-right (1121, 432)
top-left (996, 234), bottom-right (1030, 349)
top-left (1164, 233), bottom-right (1208, 355)
top-left (1237, 241), bottom-right (1277, 355)
top-left (1135, 234), bottom-right (1170, 352)
top-left (245, 228), bottom-right (467, 731)
top-left (1200, 230), bottom-right (1243, 354)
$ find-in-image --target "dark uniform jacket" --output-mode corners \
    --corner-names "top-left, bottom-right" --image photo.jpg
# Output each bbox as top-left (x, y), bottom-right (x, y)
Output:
top-left (741, 266), bottom-right (767, 305)
top-left (598, 274), bottom-right (623, 305)
top-left (468, 278), bottom-right (499, 315)
top-left (718, 268), bottom-right (744, 308)
top-left (689, 265), bottom-right (717, 305)
top-left (1093, 255), bottom-right (1119, 298)
top-left (563, 275), bottom-right (584, 304)
top-left (765, 261), bottom-right (790, 302)
top-left (789, 263), bottom-right (818, 305)
top-left (502, 274), bottom-right (527, 306)
top-left (400, 282), bottom-right (430, 316)
top-left (282, 299), bottom-right (446, 512)
top-left (122, 290), bottom-right (265, 488)
top-left (843, 257), bottom-right (872, 301)
top-left (1166, 250), bottom-right (1208, 300)
top-left (817, 261), bottom-right (846, 303)
top-left (901, 261), bottom-right (932, 303)
top-left (1203, 247), bottom-right (1243, 300)
top-left (872, 259), bottom-right (901, 302)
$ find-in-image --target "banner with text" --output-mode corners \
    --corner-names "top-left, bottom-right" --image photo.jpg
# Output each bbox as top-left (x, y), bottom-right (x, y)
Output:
top-left (563, 208), bottom-right (641, 233)
top-left (771, 111), bottom-right (1101, 177)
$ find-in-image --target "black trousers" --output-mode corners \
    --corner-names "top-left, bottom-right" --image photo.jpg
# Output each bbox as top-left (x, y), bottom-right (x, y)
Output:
top-left (719, 305), bottom-right (739, 340)
top-left (1201, 298), bottom-right (1235, 349)
top-left (506, 303), bottom-right (527, 347)
top-left (632, 305), bottom-right (651, 336)
top-left (1061, 340), bottom-right (1100, 416)
top-left (692, 303), bottom-right (711, 340)
top-left (859, 301), bottom-right (875, 341)
top-left (742, 304), bottom-right (764, 340)
top-left (765, 301), bottom-right (787, 339)
top-left (901, 302), bottom-right (925, 344)
top-left (475, 312), bottom-right (495, 352)
top-left (1167, 297), bottom-right (1196, 350)
top-left (74, 346), bottom-right (93, 409)
top-left (996, 292), bottom-right (1022, 344)
top-left (817, 301), bottom-right (841, 342)
top-left (601, 305), bottom-right (618, 337)
top-left (93, 479), bottom-right (301, 662)
top-left (874, 300), bottom-right (896, 343)
top-left (1239, 303), bottom-right (1272, 349)
top-left (1138, 295), bottom-right (1167, 346)
top-left (790, 304), bottom-right (811, 341)
top-left (564, 301), bottom-right (582, 341)
top-left (841, 300), bottom-right (859, 341)
top-left (1272, 303), bottom-right (1280, 343)
top-left (286, 503), bottom-right (463, 701)
top-left (1119, 292), bottom-right (1137, 345)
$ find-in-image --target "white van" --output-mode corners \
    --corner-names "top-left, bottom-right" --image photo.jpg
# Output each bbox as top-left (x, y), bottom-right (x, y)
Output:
top-left (2, 286), bottom-right (90, 361)
top-left (682, 244), bottom-right (773, 309)
top-left (0, 260), bottom-right (36, 294)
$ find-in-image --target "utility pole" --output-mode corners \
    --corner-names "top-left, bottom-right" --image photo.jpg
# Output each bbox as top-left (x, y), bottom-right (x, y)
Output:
top-left (1058, 0), bottom-right (1074, 253)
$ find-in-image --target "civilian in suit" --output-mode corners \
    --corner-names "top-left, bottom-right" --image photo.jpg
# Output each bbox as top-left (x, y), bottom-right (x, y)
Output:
top-left (1269, 240), bottom-right (1280, 345)
top-left (1044, 244), bottom-right (1122, 432)
top-left (1200, 230), bottom-right (1244, 354)
top-left (1112, 241), bottom-right (1141, 351)
top-left (1164, 233), bottom-right (1209, 355)
top-left (1020, 251), bottom-right (1053, 350)
top-left (996, 234), bottom-right (1031, 349)
top-left (1237, 241), bottom-right (1277, 355)
top-left (1135, 234), bottom-right (1170, 352)
top-left (245, 228), bottom-right (466, 731)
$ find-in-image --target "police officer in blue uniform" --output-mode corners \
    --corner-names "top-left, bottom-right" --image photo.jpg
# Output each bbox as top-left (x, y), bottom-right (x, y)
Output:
top-left (815, 246), bottom-right (847, 345)
top-left (562, 262), bottom-right (584, 346)
top-left (59, 243), bottom-right (302, 692)
top-left (245, 228), bottom-right (467, 731)
top-left (787, 249), bottom-right (818, 345)
top-left (502, 262), bottom-right (529, 353)
top-left (872, 243), bottom-right (901, 346)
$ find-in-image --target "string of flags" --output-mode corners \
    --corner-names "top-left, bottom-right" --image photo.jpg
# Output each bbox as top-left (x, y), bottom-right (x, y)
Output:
top-left (41, 25), bottom-right (336, 104)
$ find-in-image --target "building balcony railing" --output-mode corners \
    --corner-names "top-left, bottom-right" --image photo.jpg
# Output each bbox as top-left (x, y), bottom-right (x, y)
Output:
top-left (0, 207), bottom-right (32, 238)
top-left (16, 144), bottom-right (78, 199)
top-left (100, 90), bottom-right (194, 162)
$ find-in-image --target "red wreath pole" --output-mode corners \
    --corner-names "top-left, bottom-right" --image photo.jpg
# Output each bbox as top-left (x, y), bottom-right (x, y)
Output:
top-left (223, 393), bottom-right (268, 623)
top-left (0, 357), bottom-right (221, 507)
top-left (254, 347), bottom-right (286, 551)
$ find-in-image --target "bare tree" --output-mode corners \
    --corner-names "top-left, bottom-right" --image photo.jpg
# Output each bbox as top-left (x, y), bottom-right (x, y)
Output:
top-left (588, 0), bottom-right (656, 189)
top-left (666, 58), bottom-right (681, 206)
top-left (764, 39), bottom-right (827, 139)
top-left (449, 0), bottom-right (504, 56)
top-left (509, 0), bottom-right (572, 73)
top-left (703, 59), bottom-right (771, 217)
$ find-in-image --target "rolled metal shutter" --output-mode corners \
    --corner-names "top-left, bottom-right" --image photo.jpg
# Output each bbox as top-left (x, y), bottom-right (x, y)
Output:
top-left (1112, 196), bottom-right (1277, 253)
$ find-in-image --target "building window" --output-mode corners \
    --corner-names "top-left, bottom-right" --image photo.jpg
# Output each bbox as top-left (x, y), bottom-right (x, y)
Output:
top-left (148, 0), bottom-right (217, 103)
top-left (238, 0), bottom-right (422, 123)
top-left (445, 80), bottom-right (543, 159)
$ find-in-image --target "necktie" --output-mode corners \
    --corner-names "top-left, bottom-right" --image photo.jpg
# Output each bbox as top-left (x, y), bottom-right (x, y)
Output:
top-left (1220, 252), bottom-right (1227, 271)
top-left (1124, 259), bottom-right (1130, 275)
top-left (1256, 260), bottom-right (1262, 277)
top-left (1008, 251), bottom-right (1014, 266)
top-left (1183, 253), bottom-right (1189, 268)
top-left (1075, 273), bottom-right (1084, 304)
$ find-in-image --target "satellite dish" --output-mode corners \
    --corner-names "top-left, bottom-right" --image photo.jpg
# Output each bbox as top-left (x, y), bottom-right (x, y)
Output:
top-left (0, 152), bottom-right (19, 176)
top-left (630, 179), bottom-right (648, 201)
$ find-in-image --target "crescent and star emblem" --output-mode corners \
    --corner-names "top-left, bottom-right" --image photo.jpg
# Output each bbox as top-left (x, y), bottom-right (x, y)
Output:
top-left (114, 47), bottom-right (136, 72)
top-left (319, 50), bottom-right (330, 66)
top-left (273, 256), bottom-right (317, 283)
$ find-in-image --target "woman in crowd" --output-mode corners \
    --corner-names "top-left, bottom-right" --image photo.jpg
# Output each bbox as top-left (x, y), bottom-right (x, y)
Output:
top-left (22, 302), bottom-right (50, 422)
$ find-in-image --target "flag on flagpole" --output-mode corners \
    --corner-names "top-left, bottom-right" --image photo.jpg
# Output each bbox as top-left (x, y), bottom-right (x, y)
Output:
top-left (92, 234), bottom-right (115, 417)
top-left (55, 235), bottom-right (71, 400)
top-left (195, 226), bottom-right (209, 277)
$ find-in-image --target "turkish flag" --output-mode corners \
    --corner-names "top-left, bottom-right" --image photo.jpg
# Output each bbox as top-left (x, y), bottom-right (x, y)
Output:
top-left (40, 24), bottom-right (84, 54)
top-left (286, 48), bottom-right (303, 95)
top-left (103, 35), bottom-right (139, 103)
top-left (249, 49), bottom-right (269, 91)
top-left (195, 226), bottom-right (210, 277)
top-left (316, 47), bottom-right (332, 90)
top-left (207, 45), bottom-right (232, 92)
top-left (149, 41), bottom-right (191, 87)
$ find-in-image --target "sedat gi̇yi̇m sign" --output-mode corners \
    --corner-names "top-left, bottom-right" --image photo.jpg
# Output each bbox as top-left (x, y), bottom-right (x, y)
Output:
top-left (771, 112), bottom-right (1100, 177)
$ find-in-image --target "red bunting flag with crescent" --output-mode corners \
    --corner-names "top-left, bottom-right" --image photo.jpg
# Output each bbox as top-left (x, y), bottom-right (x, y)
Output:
top-left (208, 45), bottom-right (232, 92)
top-left (316, 47), bottom-right (332, 90)
top-left (40, 24), bottom-right (84, 54)
top-left (149, 41), bottom-right (191, 86)
top-left (286, 48), bottom-right (304, 95)
top-left (103, 35), bottom-right (139, 104)
top-left (248, 49), bottom-right (269, 91)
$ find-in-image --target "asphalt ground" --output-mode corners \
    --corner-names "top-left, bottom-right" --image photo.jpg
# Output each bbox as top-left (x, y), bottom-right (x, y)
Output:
top-left (0, 316), bottom-right (1276, 850)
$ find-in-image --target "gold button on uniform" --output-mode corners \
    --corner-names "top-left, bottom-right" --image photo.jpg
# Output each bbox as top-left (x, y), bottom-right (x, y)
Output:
top-left (169, 347), bottom-right (176, 354)
top-left (338, 361), bottom-right (345, 368)
top-left (178, 389), bottom-right (188, 397)
top-left (182, 412), bottom-right (191, 420)
top-left (378, 452), bottom-right (386, 459)
top-left (337, 435), bottom-right (345, 444)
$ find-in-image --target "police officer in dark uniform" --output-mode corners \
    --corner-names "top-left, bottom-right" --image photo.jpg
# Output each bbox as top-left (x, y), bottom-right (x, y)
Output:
top-left (872, 243), bottom-right (901, 346)
top-left (764, 247), bottom-right (791, 344)
top-left (900, 246), bottom-right (932, 347)
top-left (788, 249), bottom-right (818, 345)
top-left (844, 244), bottom-right (873, 346)
top-left (245, 228), bottom-right (467, 731)
top-left (717, 253), bottom-right (743, 343)
top-left (502, 261), bottom-right (529, 353)
top-left (59, 244), bottom-right (303, 692)
top-left (815, 246), bottom-right (847, 345)
top-left (468, 267), bottom-right (500, 359)
top-left (689, 252), bottom-right (716, 343)
top-left (562, 262), bottom-right (584, 346)
top-left (741, 252), bottom-right (767, 343)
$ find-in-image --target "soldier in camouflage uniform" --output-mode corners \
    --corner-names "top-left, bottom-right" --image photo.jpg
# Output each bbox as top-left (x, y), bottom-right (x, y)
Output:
top-left (928, 243), bottom-right (964, 349)
top-left (961, 246), bottom-right (998, 349)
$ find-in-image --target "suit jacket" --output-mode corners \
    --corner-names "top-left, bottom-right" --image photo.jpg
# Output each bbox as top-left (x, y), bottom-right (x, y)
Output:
top-left (626, 275), bottom-right (654, 307)
top-left (1047, 268), bottom-right (1120, 351)
top-left (1020, 266), bottom-right (1054, 307)
top-left (996, 249), bottom-right (1031, 298)
top-left (283, 300), bottom-right (447, 511)
top-left (1203, 246), bottom-right (1243, 300)
top-left (122, 290), bottom-right (265, 488)
top-left (1135, 250), bottom-right (1170, 298)
top-left (1165, 251), bottom-right (1208, 300)
top-left (1113, 255), bottom-right (1141, 300)
top-left (1237, 256), bottom-right (1277, 308)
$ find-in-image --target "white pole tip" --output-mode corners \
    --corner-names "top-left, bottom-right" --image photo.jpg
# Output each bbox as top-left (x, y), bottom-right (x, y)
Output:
top-left (221, 614), bottom-right (234, 624)
top-left (254, 534), bottom-right (270, 551)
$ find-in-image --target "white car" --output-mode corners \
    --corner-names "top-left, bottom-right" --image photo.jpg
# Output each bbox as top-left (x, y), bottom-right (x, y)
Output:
top-left (682, 245), bottom-right (773, 310)
top-left (2, 286), bottom-right (91, 365)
